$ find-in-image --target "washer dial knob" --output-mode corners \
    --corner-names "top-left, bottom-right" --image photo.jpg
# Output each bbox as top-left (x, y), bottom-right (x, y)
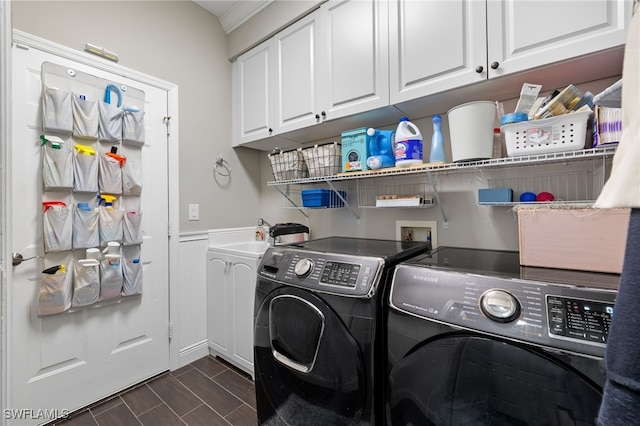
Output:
top-left (480, 289), bottom-right (520, 323)
top-left (294, 258), bottom-right (314, 277)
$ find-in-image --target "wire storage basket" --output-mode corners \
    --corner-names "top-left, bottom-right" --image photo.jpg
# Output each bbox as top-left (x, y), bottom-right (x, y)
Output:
top-left (502, 110), bottom-right (592, 157)
top-left (301, 142), bottom-right (342, 178)
top-left (268, 148), bottom-right (309, 181)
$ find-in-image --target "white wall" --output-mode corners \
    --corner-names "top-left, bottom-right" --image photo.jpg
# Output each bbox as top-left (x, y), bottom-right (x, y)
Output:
top-left (12, 0), bottom-right (262, 233)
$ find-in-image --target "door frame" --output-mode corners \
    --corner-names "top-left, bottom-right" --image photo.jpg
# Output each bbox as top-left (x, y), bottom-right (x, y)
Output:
top-left (1, 1), bottom-right (12, 423)
top-left (1, 27), bottom-right (182, 423)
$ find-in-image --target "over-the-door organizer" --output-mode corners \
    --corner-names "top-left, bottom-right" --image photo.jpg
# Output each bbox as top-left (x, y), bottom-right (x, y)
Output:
top-left (38, 62), bottom-right (144, 317)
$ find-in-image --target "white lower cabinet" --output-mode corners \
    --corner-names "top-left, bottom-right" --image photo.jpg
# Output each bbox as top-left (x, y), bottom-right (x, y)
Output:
top-left (207, 248), bottom-right (262, 378)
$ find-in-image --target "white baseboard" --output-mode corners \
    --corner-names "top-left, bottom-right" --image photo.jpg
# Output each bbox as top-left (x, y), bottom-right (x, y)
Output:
top-left (174, 340), bottom-right (209, 370)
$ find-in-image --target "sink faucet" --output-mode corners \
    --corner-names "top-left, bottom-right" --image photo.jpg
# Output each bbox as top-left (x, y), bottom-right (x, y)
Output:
top-left (258, 218), bottom-right (272, 228)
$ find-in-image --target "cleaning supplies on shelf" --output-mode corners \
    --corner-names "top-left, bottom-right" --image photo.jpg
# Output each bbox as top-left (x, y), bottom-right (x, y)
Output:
top-left (429, 115), bottom-right (446, 164)
top-left (366, 128), bottom-right (396, 169)
top-left (394, 117), bottom-right (423, 167)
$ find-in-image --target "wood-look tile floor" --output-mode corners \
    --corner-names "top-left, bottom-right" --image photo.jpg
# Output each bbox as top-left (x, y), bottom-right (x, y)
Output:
top-left (50, 355), bottom-right (257, 426)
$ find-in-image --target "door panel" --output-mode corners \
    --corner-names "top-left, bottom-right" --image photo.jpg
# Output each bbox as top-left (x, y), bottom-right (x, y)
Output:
top-left (10, 44), bottom-right (169, 424)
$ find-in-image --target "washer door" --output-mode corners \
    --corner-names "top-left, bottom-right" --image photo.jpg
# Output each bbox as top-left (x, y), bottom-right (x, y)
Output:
top-left (255, 286), bottom-right (366, 425)
top-left (387, 334), bottom-right (602, 425)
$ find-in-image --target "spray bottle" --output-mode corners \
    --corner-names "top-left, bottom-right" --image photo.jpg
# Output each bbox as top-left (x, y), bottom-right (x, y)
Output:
top-left (97, 194), bottom-right (117, 209)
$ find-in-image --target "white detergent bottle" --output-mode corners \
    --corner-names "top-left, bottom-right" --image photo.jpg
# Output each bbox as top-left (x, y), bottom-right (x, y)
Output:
top-left (394, 117), bottom-right (423, 167)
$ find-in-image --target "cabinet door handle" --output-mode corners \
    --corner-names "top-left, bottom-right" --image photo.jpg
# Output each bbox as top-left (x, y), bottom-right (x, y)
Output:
top-left (475, 65), bottom-right (484, 74)
top-left (321, 111), bottom-right (326, 117)
top-left (268, 128), bottom-right (273, 133)
top-left (490, 61), bottom-right (500, 70)
top-left (315, 113), bottom-right (320, 120)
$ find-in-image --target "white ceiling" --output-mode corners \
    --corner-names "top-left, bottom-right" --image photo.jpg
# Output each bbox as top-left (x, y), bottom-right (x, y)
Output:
top-left (193, 0), bottom-right (272, 34)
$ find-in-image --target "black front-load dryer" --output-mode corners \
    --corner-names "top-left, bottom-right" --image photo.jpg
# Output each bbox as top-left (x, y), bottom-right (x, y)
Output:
top-left (386, 247), bottom-right (618, 426)
top-left (254, 237), bottom-right (431, 425)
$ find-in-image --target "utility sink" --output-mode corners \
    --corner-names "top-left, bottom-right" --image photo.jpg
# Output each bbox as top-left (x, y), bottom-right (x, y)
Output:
top-left (209, 240), bottom-right (270, 257)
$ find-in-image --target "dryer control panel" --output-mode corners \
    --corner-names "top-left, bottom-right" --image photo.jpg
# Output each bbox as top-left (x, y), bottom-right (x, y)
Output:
top-left (258, 247), bottom-right (385, 298)
top-left (390, 264), bottom-right (616, 358)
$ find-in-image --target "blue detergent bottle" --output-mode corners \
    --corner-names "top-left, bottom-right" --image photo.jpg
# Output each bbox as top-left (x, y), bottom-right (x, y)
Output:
top-left (366, 128), bottom-right (396, 169)
top-left (429, 115), bottom-right (447, 163)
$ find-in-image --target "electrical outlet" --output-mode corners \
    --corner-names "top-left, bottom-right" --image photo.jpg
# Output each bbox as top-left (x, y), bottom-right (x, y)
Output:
top-left (188, 204), bottom-right (199, 221)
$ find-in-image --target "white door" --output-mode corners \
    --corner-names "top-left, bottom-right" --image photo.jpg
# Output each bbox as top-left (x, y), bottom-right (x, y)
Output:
top-left (319, 0), bottom-right (389, 119)
top-left (9, 43), bottom-right (169, 424)
top-left (389, 0), bottom-right (487, 104)
top-left (487, 0), bottom-right (629, 79)
top-left (234, 40), bottom-right (275, 145)
top-left (274, 11), bottom-right (321, 134)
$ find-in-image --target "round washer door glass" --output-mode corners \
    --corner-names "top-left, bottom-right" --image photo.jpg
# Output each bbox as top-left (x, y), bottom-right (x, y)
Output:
top-left (387, 335), bottom-right (602, 425)
top-left (255, 286), bottom-right (366, 425)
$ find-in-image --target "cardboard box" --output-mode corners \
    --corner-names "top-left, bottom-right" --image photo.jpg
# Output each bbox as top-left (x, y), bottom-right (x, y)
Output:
top-left (517, 207), bottom-right (630, 274)
top-left (341, 127), bottom-right (369, 172)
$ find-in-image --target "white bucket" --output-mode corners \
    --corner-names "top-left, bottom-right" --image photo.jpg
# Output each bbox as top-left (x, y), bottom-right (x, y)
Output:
top-left (447, 101), bottom-right (496, 162)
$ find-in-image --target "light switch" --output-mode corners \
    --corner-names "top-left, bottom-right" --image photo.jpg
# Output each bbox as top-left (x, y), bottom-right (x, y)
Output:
top-left (188, 204), bottom-right (199, 221)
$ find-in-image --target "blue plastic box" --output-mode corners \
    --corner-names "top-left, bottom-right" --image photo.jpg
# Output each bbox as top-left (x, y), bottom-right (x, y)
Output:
top-left (301, 189), bottom-right (346, 208)
top-left (478, 187), bottom-right (513, 203)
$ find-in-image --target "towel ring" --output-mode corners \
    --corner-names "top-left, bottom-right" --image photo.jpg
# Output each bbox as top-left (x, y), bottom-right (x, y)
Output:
top-left (215, 157), bottom-right (231, 177)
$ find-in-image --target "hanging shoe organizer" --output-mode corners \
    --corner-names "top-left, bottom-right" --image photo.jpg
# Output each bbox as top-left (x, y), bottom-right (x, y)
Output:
top-left (38, 61), bottom-right (145, 317)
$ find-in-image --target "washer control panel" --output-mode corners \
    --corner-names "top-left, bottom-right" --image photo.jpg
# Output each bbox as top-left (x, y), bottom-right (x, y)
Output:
top-left (547, 295), bottom-right (613, 345)
top-left (258, 248), bottom-right (384, 298)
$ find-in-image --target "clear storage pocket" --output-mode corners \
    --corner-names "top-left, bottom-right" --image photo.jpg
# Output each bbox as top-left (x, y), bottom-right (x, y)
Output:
top-left (72, 260), bottom-right (100, 307)
top-left (42, 87), bottom-right (72, 134)
top-left (122, 110), bottom-right (145, 146)
top-left (73, 207), bottom-right (99, 249)
top-left (98, 153), bottom-right (123, 194)
top-left (99, 207), bottom-right (124, 246)
top-left (38, 270), bottom-right (72, 317)
top-left (72, 95), bottom-right (99, 140)
top-left (123, 155), bottom-right (142, 195)
top-left (122, 257), bottom-right (142, 296)
top-left (43, 205), bottom-right (72, 252)
top-left (43, 145), bottom-right (73, 190)
top-left (100, 256), bottom-right (123, 301)
top-left (73, 151), bottom-right (98, 193)
top-left (98, 101), bottom-right (123, 143)
top-left (123, 211), bottom-right (143, 246)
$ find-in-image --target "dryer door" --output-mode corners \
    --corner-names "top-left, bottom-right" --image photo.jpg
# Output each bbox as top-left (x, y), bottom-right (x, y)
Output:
top-left (387, 334), bottom-right (602, 425)
top-left (254, 286), bottom-right (366, 425)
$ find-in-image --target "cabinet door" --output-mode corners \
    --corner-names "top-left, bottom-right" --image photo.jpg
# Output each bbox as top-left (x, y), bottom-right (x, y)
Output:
top-left (234, 41), bottom-right (275, 145)
top-left (389, 0), bottom-right (487, 104)
top-left (319, 0), bottom-right (390, 120)
top-left (207, 253), bottom-right (229, 356)
top-left (229, 257), bottom-right (258, 372)
top-left (273, 11), bottom-right (322, 134)
top-left (487, 0), bottom-right (629, 78)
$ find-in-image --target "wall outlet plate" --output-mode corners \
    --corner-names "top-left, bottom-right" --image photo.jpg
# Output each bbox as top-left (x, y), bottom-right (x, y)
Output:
top-left (396, 220), bottom-right (437, 249)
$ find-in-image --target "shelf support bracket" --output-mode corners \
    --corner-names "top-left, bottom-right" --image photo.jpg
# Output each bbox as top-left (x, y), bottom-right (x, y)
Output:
top-left (325, 180), bottom-right (360, 221)
top-left (427, 170), bottom-right (448, 228)
top-left (274, 186), bottom-right (309, 219)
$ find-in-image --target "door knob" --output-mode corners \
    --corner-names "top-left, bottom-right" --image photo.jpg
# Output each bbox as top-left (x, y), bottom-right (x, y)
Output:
top-left (12, 252), bottom-right (40, 266)
top-left (475, 66), bottom-right (484, 73)
top-left (490, 61), bottom-right (500, 69)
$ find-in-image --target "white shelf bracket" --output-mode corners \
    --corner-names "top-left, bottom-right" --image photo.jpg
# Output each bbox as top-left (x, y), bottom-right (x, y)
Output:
top-left (274, 186), bottom-right (309, 219)
top-left (325, 180), bottom-right (360, 221)
top-left (427, 170), bottom-right (448, 228)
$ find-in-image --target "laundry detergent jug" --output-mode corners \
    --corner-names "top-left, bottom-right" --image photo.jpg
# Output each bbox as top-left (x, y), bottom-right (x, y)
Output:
top-left (394, 117), bottom-right (423, 167)
top-left (366, 128), bottom-right (396, 169)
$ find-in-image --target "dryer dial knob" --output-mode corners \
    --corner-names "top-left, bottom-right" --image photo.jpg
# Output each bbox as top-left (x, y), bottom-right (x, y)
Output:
top-left (294, 258), bottom-right (314, 277)
top-left (480, 289), bottom-right (520, 323)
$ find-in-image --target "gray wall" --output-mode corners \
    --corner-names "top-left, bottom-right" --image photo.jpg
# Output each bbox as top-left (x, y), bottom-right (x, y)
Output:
top-left (12, 0), bottom-right (262, 233)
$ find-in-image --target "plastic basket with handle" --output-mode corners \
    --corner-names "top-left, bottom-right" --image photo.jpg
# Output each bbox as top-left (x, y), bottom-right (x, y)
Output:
top-left (502, 110), bottom-right (592, 157)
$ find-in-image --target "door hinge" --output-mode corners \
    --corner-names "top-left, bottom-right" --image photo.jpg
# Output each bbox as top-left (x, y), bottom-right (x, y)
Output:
top-left (168, 322), bottom-right (173, 340)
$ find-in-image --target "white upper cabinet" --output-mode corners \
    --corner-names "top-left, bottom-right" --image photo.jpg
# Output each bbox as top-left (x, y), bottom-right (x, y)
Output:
top-left (318, 0), bottom-right (390, 120)
top-left (486, 0), bottom-right (629, 78)
top-left (233, 40), bottom-right (275, 145)
top-left (273, 11), bottom-right (322, 134)
top-left (389, 0), bottom-right (487, 104)
top-left (389, 0), bottom-right (630, 105)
